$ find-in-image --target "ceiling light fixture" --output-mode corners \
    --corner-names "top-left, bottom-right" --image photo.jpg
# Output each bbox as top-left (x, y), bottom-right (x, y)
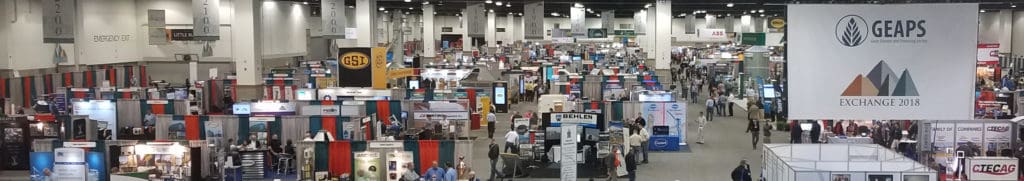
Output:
top-left (758, 9), bottom-right (764, 13)
top-left (518, 13), bottom-right (523, 16)
top-left (760, 14), bottom-right (765, 17)
top-left (303, 1), bottom-right (308, 5)
top-left (506, 3), bottom-right (511, 7)
top-left (495, 1), bottom-right (503, 6)
top-left (726, 3), bottom-right (734, 7)
top-left (348, 5), bottom-right (355, 8)
top-left (404, 0), bottom-right (411, 2)
top-left (575, 3), bottom-right (584, 8)
top-left (1013, 4), bottom-right (1018, 8)
top-left (596, 14), bottom-right (601, 17)
top-left (551, 12), bottom-right (560, 16)
top-left (644, 4), bottom-right (652, 9)
top-left (489, 9), bottom-right (494, 13)
top-left (979, 9), bottom-right (986, 13)
top-left (485, 0), bottom-right (492, 4)
top-left (750, 10), bottom-right (756, 13)
top-left (409, 7), bottom-right (414, 10)
top-left (379, 7), bottom-right (385, 11)
top-left (422, 1), bottom-right (429, 5)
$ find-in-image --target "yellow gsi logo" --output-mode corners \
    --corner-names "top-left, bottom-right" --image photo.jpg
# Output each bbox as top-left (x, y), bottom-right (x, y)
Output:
top-left (340, 52), bottom-right (370, 69)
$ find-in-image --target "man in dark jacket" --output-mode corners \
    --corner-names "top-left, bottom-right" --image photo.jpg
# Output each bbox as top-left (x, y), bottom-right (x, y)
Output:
top-left (810, 121), bottom-right (821, 143)
top-left (730, 160), bottom-right (752, 181)
top-left (746, 120), bottom-right (761, 150)
top-left (488, 139), bottom-right (502, 180)
top-left (626, 150), bottom-right (638, 181)
top-left (791, 121), bottom-right (804, 143)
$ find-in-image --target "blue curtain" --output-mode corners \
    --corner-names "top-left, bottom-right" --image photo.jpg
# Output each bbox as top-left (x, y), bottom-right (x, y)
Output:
top-left (404, 140), bottom-right (420, 172)
top-left (438, 140), bottom-right (455, 167)
top-left (237, 116), bottom-right (249, 144)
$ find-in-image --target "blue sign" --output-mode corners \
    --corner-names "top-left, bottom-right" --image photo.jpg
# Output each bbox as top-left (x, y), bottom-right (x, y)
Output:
top-left (648, 136), bottom-right (680, 151)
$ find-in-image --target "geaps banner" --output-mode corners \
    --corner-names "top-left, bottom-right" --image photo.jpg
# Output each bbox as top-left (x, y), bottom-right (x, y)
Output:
top-left (787, 4), bottom-right (978, 120)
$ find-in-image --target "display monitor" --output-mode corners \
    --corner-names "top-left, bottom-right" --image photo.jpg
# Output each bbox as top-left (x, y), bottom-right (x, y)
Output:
top-left (763, 88), bottom-right (777, 98)
top-left (545, 127), bottom-right (561, 140)
top-left (408, 80), bottom-right (420, 89)
top-left (584, 128), bottom-right (600, 141)
top-left (572, 56), bottom-right (582, 61)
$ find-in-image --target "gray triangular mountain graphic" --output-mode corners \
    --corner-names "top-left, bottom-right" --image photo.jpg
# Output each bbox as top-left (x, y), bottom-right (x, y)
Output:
top-left (892, 69), bottom-right (919, 96)
top-left (866, 60), bottom-right (897, 96)
top-left (877, 74), bottom-right (890, 96)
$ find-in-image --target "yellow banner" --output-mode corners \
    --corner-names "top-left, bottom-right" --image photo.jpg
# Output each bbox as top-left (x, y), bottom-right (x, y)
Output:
top-left (480, 97), bottom-right (491, 126)
top-left (387, 68), bottom-right (416, 79)
top-left (371, 47), bottom-right (387, 89)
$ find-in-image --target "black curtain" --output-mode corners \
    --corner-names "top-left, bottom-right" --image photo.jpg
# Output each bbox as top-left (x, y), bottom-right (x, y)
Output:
top-left (108, 146), bottom-right (122, 168)
top-left (191, 147), bottom-right (202, 180)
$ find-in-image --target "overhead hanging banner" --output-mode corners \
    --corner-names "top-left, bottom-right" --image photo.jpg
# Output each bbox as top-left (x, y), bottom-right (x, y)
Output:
top-left (148, 10), bottom-right (169, 45)
top-left (466, 2), bottom-right (486, 38)
top-left (338, 48), bottom-right (373, 87)
top-left (570, 7), bottom-right (586, 38)
top-left (320, 0), bottom-right (347, 38)
top-left (697, 28), bottom-right (726, 39)
top-left (787, 4), bottom-right (978, 120)
top-left (192, 0), bottom-right (221, 40)
top-left (523, 0), bottom-right (545, 39)
top-left (601, 10), bottom-right (615, 30)
top-left (42, 0), bottom-right (76, 43)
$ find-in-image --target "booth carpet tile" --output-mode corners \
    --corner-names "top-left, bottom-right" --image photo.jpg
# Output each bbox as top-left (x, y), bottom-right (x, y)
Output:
top-left (468, 93), bottom-right (791, 180)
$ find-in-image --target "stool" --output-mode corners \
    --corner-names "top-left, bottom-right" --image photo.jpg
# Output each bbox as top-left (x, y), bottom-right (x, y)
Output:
top-left (277, 154), bottom-right (294, 174)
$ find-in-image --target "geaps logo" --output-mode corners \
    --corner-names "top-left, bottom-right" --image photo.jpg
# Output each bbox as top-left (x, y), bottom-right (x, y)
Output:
top-left (835, 15), bottom-right (927, 47)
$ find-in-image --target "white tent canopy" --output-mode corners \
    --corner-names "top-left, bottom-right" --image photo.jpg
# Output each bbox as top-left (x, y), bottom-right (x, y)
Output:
top-left (763, 144), bottom-right (936, 181)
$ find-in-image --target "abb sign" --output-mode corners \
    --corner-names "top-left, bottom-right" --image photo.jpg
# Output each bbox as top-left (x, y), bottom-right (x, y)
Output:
top-left (698, 28), bottom-right (727, 39)
top-left (967, 157), bottom-right (1019, 180)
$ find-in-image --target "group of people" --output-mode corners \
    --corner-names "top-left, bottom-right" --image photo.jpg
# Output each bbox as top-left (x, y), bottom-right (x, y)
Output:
top-left (408, 159), bottom-right (481, 181)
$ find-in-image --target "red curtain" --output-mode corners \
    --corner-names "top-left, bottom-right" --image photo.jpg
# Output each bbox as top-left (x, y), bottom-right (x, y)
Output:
top-left (63, 72), bottom-right (73, 87)
top-left (418, 140), bottom-right (439, 174)
top-left (329, 141), bottom-right (352, 176)
top-left (140, 65), bottom-right (147, 87)
top-left (184, 115), bottom-right (201, 140)
top-left (323, 116), bottom-right (337, 138)
top-left (152, 103), bottom-right (166, 114)
top-left (376, 101), bottom-right (391, 125)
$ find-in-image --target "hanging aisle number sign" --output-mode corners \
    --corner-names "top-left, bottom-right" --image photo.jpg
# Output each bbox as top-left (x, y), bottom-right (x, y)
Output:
top-left (321, 0), bottom-right (346, 38)
top-left (523, 0), bottom-right (544, 39)
top-left (42, 0), bottom-right (76, 43)
top-left (193, 0), bottom-right (221, 40)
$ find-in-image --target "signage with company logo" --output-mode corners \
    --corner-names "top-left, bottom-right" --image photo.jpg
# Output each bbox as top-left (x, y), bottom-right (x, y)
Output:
top-left (587, 28), bottom-right (608, 38)
top-left (169, 29), bottom-right (194, 41)
top-left (697, 28), bottom-right (726, 39)
top-left (338, 48), bottom-right (374, 87)
top-left (413, 112), bottom-right (470, 120)
top-left (967, 157), bottom-right (1019, 180)
top-left (788, 4), bottom-right (977, 120)
top-left (387, 68), bottom-right (416, 79)
top-left (770, 18), bottom-right (786, 29)
top-left (250, 102), bottom-right (296, 116)
top-left (978, 44), bottom-right (1000, 63)
top-left (549, 113), bottom-right (598, 127)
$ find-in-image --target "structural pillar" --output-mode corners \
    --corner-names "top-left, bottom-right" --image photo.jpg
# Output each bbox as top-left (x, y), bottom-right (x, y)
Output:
top-left (423, 4), bottom-right (436, 57)
top-left (486, 11), bottom-right (496, 50)
top-left (462, 10), bottom-right (471, 52)
top-left (232, 0), bottom-right (263, 94)
top-left (654, 0), bottom-right (671, 70)
top-left (356, 0), bottom-right (377, 47)
top-left (507, 13), bottom-right (514, 45)
top-left (645, 7), bottom-right (656, 60)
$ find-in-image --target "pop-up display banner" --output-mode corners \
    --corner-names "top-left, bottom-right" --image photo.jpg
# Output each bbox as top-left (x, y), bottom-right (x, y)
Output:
top-left (788, 4), bottom-right (978, 120)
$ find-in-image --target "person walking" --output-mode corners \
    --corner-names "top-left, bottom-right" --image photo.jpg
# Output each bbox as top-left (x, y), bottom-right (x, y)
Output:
top-left (444, 162), bottom-right (457, 181)
top-left (717, 94), bottom-right (727, 116)
top-left (791, 120), bottom-right (804, 143)
top-left (746, 119), bottom-right (761, 150)
top-left (705, 96), bottom-right (716, 122)
top-left (639, 125), bottom-right (650, 164)
top-left (488, 139), bottom-right (502, 180)
top-left (696, 112), bottom-right (707, 144)
top-left (487, 112), bottom-right (497, 139)
top-left (730, 160), bottom-right (752, 181)
top-left (625, 149), bottom-right (638, 181)
top-left (628, 127), bottom-right (643, 161)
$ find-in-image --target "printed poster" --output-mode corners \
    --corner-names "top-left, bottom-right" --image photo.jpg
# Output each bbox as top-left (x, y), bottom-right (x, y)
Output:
top-left (354, 152), bottom-right (381, 181)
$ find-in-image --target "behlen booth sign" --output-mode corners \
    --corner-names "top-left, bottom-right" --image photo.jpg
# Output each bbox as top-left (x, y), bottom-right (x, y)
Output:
top-left (787, 4), bottom-right (978, 120)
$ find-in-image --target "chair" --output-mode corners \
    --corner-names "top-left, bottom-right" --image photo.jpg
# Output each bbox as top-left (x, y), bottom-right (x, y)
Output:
top-left (276, 153), bottom-right (294, 174)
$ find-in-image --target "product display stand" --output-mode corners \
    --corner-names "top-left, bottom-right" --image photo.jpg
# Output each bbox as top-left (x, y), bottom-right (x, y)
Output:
top-left (240, 150), bottom-right (267, 179)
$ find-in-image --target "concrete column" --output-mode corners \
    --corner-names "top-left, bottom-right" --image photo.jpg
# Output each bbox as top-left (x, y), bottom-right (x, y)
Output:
top-left (423, 5), bottom-right (436, 57)
top-left (507, 13), bottom-right (514, 45)
top-left (998, 10), bottom-right (1012, 53)
top-left (646, 7), bottom-right (656, 59)
top-left (356, 0), bottom-right (377, 47)
top-left (687, 15), bottom-right (697, 34)
top-left (705, 14), bottom-right (717, 29)
top-left (232, 0), bottom-right (262, 86)
top-left (486, 11), bottom-right (496, 49)
top-left (654, 0), bottom-right (671, 70)
top-left (462, 10), bottom-right (471, 52)
top-left (740, 15), bottom-right (752, 33)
